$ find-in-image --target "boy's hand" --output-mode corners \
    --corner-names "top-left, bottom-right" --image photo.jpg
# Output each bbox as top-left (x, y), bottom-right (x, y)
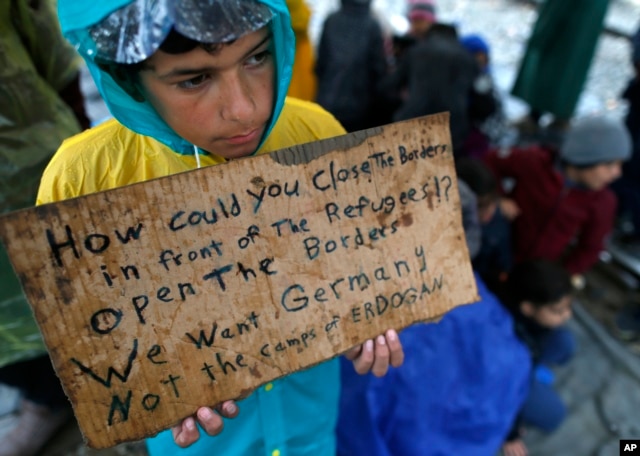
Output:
top-left (502, 438), bottom-right (528, 456)
top-left (170, 330), bottom-right (403, 446)
top-left (344, 329), bottom-right (404, 377)
top-left (171, 401), bottom-right (239, 448)
top-left (499, 198), bottom-right (521, 221)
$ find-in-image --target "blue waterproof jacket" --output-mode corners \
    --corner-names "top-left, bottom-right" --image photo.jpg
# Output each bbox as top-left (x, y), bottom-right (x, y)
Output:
top-left (337, 274), bottom-right (531, 456)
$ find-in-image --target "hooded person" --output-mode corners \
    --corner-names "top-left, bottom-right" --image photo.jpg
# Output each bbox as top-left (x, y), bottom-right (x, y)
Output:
top-left (336, 178), bottom-right (531, 456)
top-left (38, 0), bottom-right (404, 454)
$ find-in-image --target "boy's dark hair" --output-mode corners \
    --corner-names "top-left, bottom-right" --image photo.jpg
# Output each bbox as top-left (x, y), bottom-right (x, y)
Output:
top-left (506, 259), bottom-right (572, 309)
top-left (455, 157), bottom-right (498, 199)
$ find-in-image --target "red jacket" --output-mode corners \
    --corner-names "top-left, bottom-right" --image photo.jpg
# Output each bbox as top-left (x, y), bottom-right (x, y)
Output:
top-left (485, 146), bottom-right (617, 274)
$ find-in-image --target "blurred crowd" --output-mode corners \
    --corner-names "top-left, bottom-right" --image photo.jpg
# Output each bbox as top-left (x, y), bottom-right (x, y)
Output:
top-left (313, 1), bottom-right (639, 455)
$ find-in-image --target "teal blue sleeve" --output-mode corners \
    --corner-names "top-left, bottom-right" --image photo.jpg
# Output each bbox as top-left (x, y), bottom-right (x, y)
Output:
top-left (146, 360), bottom-right (339, 456)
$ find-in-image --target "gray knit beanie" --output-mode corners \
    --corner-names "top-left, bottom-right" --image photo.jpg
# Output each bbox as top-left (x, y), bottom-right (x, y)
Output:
top-left (560, 116), bottom-right (632, 166)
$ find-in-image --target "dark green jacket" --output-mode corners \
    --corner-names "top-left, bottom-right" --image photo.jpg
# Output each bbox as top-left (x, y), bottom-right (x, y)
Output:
top-left (0, 0), bottom-right (83, 367)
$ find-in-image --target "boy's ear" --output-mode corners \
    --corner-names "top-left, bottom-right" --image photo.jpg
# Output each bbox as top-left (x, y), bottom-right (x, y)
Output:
top-left (519, 300), bottom-right (536, 317)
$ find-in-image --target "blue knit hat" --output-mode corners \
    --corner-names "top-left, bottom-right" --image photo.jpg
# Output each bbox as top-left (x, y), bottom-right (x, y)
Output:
top-left (461, 34), bottom-right (489, 56)
top-left (560, 116), bottom-right (632, 166)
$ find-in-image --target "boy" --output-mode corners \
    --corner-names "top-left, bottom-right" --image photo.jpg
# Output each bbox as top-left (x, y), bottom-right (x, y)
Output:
top-left (456, 157), bottom-right (512, 292)
top-left (499, 259), bottom-right (575, 456)
top-left (38, 0), bottom-right (404, 453)
top-left (484, 116), bottom-right (632, 282)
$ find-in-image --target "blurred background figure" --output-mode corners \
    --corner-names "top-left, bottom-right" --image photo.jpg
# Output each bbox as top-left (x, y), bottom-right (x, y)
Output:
top-left (484, 116), bottom-right (631, 285)
top-left (406, 0), bottom-right (437, 39)
top-left (499, 260), bottom-right (575, 456)
top-left (460, 33), bottom-right (509, 159)
top-left (611, 24), bottom-right (640, 245)
top-left (337, 180), bottom-right (531, 456)
top-left (0, 0), bottom-right (89, 455)
top-left (286, 0), bottom-right (317, 101)
top-left (379, 0), bottom-right (479, 154)
top-left (511, 0), bottom-right (611, 142)
top-left (609, 23), bottom-right (640, 345)
top-left (456, 157), bottom-right (512, 293)
top-left (315, 0), bottom-right (388, 132)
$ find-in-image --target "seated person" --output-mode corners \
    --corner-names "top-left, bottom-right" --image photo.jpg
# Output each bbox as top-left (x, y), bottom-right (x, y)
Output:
top-left (499, 259), bottom-right (575, 456)
top-left (336, 181), bottom-right (531, 456)
top-left (484, 116), bottom-right (632, 283)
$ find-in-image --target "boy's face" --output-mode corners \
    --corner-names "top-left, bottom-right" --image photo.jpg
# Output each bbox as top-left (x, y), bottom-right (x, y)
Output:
top-left (409, 18), bottom-right (433, 38)
top-left (138, 27), bottom-right (274, 159)
top-left (477, 195), bottom-right (498, 224)
top-left (521, 295), bottom-right (573, 329)
top-left (572, 160), bottom-right (623, 191)
top-left (474, 52), bottom-right (489, 71)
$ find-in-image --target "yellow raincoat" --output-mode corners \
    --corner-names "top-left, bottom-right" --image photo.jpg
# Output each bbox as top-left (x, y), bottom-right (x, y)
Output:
top-left (38, 98), bottom-right (344, 200)
top-left (286, 0), bottom-right (317, 101)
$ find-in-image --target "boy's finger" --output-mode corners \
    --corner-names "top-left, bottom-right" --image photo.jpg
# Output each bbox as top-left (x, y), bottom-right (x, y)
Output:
top-left (171, 416), bottom-right (200, 448)
top-left (216, 400), bottom-right (239, 418)
top-left (196, 407), bottom-right (225, 437)
top-left (370, 335), bottom-right (390, 377)
top-left (386, 329), bottom-right (404, 368)
top-left (351, 339), bottom-right (374, 374)
top-left (344, 344), bottom-right (363, 361)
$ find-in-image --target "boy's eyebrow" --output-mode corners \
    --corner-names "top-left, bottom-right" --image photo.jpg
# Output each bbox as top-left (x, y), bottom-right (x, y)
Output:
top-left (155, 34), bottom-right (272, 80)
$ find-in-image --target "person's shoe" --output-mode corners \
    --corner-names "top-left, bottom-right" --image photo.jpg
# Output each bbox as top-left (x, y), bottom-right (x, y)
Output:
top-left (0, 400), bottom-right (72, 456)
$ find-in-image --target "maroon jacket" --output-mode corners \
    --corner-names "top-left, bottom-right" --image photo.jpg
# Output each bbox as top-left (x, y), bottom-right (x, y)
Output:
top-left (485, 146), bottom-right (617, 275)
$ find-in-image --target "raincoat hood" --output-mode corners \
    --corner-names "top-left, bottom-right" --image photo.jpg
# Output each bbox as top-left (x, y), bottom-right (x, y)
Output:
top-left (57, 0), bottom-right (294, 156)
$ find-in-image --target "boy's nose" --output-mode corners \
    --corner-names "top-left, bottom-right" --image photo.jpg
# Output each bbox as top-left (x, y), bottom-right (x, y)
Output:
top-left (219, 74), bottom-right (255, 121)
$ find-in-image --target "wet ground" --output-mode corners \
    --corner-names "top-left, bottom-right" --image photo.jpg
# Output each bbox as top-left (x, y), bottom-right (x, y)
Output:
top-left (2, 0), bottom-right (640, 455)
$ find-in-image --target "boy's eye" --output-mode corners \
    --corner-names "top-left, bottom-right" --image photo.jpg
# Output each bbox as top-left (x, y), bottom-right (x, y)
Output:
top-left (246, 49), bottom-right (272, 67)
top-left (177, 74), bottom-right (208, 89)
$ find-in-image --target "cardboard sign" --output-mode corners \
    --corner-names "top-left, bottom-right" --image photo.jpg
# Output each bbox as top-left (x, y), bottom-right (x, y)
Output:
top-left (0, 113), bottom-right (478, 448)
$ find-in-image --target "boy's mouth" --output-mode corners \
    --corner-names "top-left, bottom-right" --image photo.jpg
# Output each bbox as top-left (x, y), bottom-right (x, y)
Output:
top-left (225, 128), bottom-right (261, 146)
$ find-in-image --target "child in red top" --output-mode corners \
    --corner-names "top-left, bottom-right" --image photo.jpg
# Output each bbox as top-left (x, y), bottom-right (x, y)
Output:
top-left (485, 116), bottom-right (631, 281)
